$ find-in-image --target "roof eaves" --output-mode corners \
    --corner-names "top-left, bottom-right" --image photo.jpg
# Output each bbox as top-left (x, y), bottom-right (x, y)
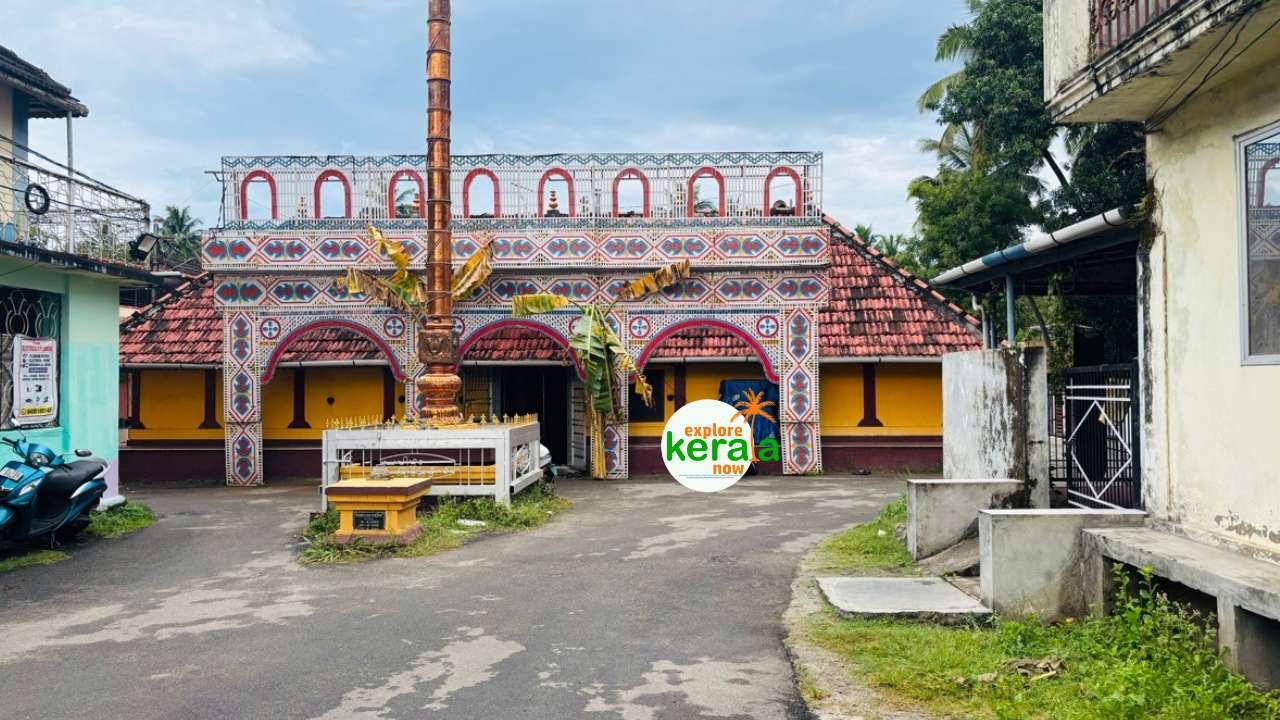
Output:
top-left (0, 45), bottom-right (89, 118)
top-left (0, 240), bottom-right (165, 285)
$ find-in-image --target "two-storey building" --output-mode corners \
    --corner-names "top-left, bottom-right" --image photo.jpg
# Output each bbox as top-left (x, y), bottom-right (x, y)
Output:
top-left (1045, 0), bottom-right (1280, 556)
top-left (1, 45), bottom-right (164, 503)
top-left (118, 152), bottom-right (982, 483)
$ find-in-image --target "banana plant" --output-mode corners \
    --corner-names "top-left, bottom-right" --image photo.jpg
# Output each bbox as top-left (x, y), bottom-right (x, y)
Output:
top-left (338, 225), bottom-right (493, 320)
top-left (512, 260), bottom-right (692, 478)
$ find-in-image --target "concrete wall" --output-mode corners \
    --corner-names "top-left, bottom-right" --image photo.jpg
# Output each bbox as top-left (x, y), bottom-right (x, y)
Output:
top-left (1141, 49), bottom-right (1280, 556)
top-left (1042, 0), bottom-right (1090, 100)
top-left (0, 261), bottom-right (123, 500)
top-left (908, 479), bottom-right (1023, 559)
top-left (941, 348), bottom-right (1048, 506)
top-left (979, 509), bottom-right (1147, 621)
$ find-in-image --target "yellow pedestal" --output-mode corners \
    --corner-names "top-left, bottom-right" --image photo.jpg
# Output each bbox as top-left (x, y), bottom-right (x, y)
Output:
top-left (325, 476), bottom-right (432, 545)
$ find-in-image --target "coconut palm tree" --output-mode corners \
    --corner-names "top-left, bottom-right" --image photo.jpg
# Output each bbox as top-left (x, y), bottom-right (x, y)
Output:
top-left (159, 205), bottom-right (203, 269)
top-left (916, 0), bottom-right (985, 114)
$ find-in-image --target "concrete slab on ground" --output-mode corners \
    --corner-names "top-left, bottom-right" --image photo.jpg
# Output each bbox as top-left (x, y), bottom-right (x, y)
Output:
top-left (817, 576), bottom-right (992, 624)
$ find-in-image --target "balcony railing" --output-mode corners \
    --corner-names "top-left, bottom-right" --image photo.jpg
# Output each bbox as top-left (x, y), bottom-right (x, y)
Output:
top-left (215, 152), bottom-right (823, 227)
top-left (1090, 0), bottom-right (1187, 57)
top-left (0, 134), bottom-right (150, 263)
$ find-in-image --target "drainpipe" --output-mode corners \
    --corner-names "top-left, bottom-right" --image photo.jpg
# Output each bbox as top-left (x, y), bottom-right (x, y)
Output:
top-left (416, 0), bottom-right (463, 420)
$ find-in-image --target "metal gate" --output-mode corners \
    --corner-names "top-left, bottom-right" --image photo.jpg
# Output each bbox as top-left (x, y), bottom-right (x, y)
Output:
top-left (1049, 363), bottom-right (1142, 509)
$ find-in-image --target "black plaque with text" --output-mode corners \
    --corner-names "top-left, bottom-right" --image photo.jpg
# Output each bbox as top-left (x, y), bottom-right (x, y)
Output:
top-left (352, 510), bottom-right (386, 531)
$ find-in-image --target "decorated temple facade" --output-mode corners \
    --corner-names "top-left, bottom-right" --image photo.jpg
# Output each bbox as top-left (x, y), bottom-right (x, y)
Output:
top-left (119, 151), bottom-right (981, 484)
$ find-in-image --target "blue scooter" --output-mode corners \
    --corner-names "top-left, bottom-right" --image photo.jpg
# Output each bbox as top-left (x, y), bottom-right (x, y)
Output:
top-left (0, 435), bottom-right (108, 545)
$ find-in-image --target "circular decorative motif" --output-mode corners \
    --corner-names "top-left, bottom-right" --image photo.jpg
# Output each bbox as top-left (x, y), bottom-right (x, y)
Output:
top-left (259, 318), bottom-right (281, 340)
top-left (384, 316), bottom-right (406, 338)
top-left (756, 316), bottom-right (779, 338)
top-left (451, 317), bottom-right (465, 336)
top-left (629, 316), bottom-right (651, 338)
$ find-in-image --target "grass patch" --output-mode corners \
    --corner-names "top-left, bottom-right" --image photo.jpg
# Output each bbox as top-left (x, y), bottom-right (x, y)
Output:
top-left (806, 498), bottom-right (1280, 719)
top-left (300, 480), bottom-right (571, 565)
top-left (0, 549), bottom-right (68, 574)
top-left (814, 496), bottom-right (916, 575)
top-left (87, 502), bottom-right (156, 539)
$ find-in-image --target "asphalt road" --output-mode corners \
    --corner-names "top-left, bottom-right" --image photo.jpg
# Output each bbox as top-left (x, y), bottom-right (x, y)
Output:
top-left (0, 475), bottom-right (901, 720)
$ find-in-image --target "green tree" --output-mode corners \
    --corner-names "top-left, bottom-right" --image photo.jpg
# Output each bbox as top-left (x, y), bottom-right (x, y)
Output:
top-left (1042, 123), bottom-right (1147, 229)
top-left (907, 167), bottom-right (1040, 279)
top-left (938, 0), bottom-right (1056, 177)
top-left (158, 205), bottom-right (203, 270)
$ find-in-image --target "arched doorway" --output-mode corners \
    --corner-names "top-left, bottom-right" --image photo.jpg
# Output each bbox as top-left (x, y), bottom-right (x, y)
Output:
top-left (257, 326), bottom-right (407, 481)
top-left (221, 308), bottom-right (419, 486)
top-left (630, 324), bottom-right (782, 475)
top-left (457, 321), bottom-right (585, 469)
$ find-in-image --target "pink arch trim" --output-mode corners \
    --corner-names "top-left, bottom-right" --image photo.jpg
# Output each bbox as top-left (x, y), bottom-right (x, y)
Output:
top-left (636, 319), bottom-right (778, 383)
top-left (764, 166), bottom-right (803, 215)
top-left (612, 168), bottom-right (651, 217)
top-left (388, 169), bottom-right (426, 218)
top-left (456, 319), bottom-right (585, 380)
top-left (239, 170), bottom-right (278, 220)
top-left (313, 169), bottom-right (353, 219)
top-left (462, 168), bottom-right (502, 217)
top-left (687, 167), bottom-right (726, 217)
top-left (262, 320), bottom-right (407, 385)
top-left (537, 168), bottom-right (576, 217)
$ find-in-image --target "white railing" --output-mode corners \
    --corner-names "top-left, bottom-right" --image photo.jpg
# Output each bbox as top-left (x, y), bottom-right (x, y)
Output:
top-left (320, 421), bottom-right (544, 509)
top-left (216, 151), bottom-right (823, 225)
top-left (0, 134), bottom-right (150, 262)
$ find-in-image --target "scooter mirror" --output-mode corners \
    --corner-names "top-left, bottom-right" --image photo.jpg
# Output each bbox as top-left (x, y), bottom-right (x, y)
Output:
top-left (74, 449), bottom-right (92, 457)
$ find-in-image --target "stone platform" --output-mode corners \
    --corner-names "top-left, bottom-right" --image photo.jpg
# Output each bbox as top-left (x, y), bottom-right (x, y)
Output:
top-left (817, 576), bottom-right (992, 624)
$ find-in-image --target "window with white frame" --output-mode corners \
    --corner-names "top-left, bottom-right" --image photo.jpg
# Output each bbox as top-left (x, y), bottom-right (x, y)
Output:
top-left (1242, 123), bottom-right (1280, 360)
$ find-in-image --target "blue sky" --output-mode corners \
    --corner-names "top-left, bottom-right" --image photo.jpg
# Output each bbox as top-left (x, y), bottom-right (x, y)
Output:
top-left (8, 0), bottom-right (969, 235)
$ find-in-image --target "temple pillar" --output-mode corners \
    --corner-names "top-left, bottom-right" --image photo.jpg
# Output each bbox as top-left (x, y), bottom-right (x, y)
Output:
top-left (223, 310), bottom-right (263, 486)
top-left (780, 307), bottom-right (822, 474)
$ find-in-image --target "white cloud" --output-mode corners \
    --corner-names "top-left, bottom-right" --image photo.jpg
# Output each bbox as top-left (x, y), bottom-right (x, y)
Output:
top-left (43, 1), bottom-right (319, 74)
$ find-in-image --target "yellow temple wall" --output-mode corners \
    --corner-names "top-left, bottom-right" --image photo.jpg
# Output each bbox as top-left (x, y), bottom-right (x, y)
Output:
top-left (629, 362), bottom-right (942, 438)
top-left (128, 362), bottom-right (941, 443)
top-left (130, 367), bottom-right (399, 442)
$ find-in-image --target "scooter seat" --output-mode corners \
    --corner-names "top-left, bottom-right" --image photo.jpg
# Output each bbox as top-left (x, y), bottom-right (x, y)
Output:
top-left (40, 460), bottom-right (107, 498)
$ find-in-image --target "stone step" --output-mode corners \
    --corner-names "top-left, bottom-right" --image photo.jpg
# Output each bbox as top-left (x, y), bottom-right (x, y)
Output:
top-left (817, 576), bottom-right (992, 625)
top-left (945, 575), bottom-right (983, 602)
top-left (917, 536), bottom-right (980, 577)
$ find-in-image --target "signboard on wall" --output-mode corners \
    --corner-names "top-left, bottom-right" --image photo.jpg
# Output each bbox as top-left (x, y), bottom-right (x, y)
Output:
top-left (12, 336), bottom-right (57, 426)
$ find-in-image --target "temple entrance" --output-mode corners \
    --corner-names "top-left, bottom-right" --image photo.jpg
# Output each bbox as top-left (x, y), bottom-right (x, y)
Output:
top-left (494, 366), bottom-right (570, 465)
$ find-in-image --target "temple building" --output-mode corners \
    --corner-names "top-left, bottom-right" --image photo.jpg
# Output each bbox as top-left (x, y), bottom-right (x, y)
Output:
top-left (118, 152), bottom-right (980, 483)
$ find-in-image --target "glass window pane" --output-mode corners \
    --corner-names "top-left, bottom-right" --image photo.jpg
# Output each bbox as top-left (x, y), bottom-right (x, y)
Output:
top-left (1245, 128), bottom-right (1280, 356)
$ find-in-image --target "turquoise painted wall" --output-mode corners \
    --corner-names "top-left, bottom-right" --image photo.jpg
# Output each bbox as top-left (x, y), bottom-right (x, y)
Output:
top-left (0, 258), bottom-right (123, 499)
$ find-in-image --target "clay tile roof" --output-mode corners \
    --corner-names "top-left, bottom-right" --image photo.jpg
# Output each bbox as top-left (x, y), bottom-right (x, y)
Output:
top-left (119, 217), bottom-right (981, 367)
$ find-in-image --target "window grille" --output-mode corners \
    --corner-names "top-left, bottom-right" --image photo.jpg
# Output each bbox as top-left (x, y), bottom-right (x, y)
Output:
top-left (1241, 124), bottom-right (1280, 362)
top-left (0, 285), bottom-right (61, 429)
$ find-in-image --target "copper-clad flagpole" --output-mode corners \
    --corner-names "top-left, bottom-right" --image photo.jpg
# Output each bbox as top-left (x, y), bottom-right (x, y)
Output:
top-left (417, 0), bottom-right (462, 420)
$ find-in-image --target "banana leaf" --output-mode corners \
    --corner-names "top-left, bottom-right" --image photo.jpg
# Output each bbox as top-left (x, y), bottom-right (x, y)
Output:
top-left (340, 268), bottom-right (422, 319)
top-left (512, 293), bottom-right (571, 317)
top-left (451, 241), bottom-right (493, 300)
top-left (618, 260), bottom-right (692, 301)
top-left (367, 225), bottom-right (411, 273)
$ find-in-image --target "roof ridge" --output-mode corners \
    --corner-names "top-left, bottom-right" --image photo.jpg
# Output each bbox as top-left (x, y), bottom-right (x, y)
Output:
top-left (121, 272), bottom-right (213, 331)
top-left (822, 215), bottom-right (982, 331)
